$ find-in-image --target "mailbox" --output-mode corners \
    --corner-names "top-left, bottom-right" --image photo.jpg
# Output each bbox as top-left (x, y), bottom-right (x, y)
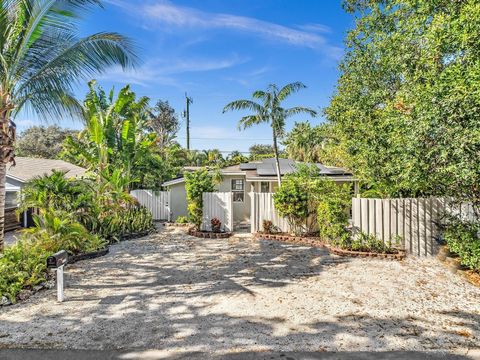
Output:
top-left (47, 250), bottom-right (68, 269)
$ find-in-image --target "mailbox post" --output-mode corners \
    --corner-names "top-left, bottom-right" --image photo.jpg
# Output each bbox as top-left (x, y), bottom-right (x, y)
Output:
top-left (47, 250), bottom-right (68, 302)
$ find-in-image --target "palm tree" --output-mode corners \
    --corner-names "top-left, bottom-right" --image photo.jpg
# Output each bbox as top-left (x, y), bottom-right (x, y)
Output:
top-left (223, 82), bottom-right (317, 186)
top-left (0, 0), bottom-right (136, 250)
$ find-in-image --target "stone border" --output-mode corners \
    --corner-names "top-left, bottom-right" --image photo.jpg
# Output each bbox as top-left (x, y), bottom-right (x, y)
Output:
top-left (254, 233), bottom-right (406, 260)
top-left (189, 229), bottom-right (232, 239)
top-left (68, 248), bottom-right (109, 264)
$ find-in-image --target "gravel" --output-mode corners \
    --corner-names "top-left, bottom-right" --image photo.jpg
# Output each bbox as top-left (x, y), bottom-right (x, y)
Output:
top-left (0, 227), bottom-right (479, 356)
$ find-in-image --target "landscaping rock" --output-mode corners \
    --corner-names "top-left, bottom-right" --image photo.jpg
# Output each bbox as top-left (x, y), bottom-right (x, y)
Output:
top-left (0, 296), bottom-right (11, 306)
top-left (17, 290), bottom-right (33, 302)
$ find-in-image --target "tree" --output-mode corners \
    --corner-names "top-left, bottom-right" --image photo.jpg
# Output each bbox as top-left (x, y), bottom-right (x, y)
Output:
top-left (147, 100), bottom-right (180, 150)
top-left (62, 82), bottom-right (166, 190)
top-left (226, 151), bottom-right (248, 165)
top-left (16, 126), bottom-right (78, 159)
top-left (224, 83), bottom-right (317, 185)
top-left (0, 0), bottom-right (135, 250)
top-left (248, 144), bottom-right (274, 159)
top-left (326, 0), bottom-right (480, 214)
top-left (283, 122), bottom-right (346, 166)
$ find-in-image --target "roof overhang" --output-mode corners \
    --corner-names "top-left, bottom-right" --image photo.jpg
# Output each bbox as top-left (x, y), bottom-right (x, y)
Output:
top-left (246, 175), bottom-right (358, 182)
top-left (6, 174), bottom-right (26, 184)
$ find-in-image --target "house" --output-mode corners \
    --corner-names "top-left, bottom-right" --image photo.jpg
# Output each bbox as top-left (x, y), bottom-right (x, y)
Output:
top-left (6, 157), bottom-right (87, 230)
top-left (163, 158), bottom-right (358, 229)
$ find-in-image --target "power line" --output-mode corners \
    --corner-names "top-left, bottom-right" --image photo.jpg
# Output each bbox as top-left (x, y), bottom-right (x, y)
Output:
top-left (176, 137), bottom-right (272, 141)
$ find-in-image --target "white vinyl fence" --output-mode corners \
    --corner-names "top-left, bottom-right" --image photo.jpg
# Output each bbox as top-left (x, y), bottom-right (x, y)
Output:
top-left (130, 190), bottom-right (171, 221)
top-left (351, 197), bottom-right (450, 256)
top-left (251, 193), bottom-right (290, 234)
top-left (202, 192), bottom-right (233, 232)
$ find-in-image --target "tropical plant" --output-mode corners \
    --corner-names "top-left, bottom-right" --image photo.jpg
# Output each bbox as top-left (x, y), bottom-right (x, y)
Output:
top-left (224, 82), bottom-right (317, 185)
top-left (248, 144), bottom-right (275, 159)
top-left (211, 218), bottom-right (222, 233)
top-left (61, 82), bottom-right (166, 190)
top-left (184, 169), bottom-right (215, 229)
top-left (0, 0), bottom-right (136, 250)
top-left (226, 151), bottom-right (248, 166)
top-left (175, 216), bottom-right (189, 224)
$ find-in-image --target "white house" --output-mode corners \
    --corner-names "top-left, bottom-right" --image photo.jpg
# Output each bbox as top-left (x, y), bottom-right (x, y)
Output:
top-left (163, 158), bottom-right (358, 230)
top-left (6, 157), bottom-right (87, 229)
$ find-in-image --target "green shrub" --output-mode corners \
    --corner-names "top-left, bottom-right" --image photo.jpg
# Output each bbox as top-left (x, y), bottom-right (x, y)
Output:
top-left (25, 211), bottom-right (107, 255)
top-left (444, 219), bottom-right (480, 272)
top-left (175, 216), bottom-right (189, 224)
top-left (317, 181), bottom-right (351, 244)
top-left (0, 239), bottom-right (49, 302)
top-left (339, 232), bottom-right (399, 254)
top-left (95, 205), bottom-right (154, 242)
top-left (185, 169), bottom-right (215, 229)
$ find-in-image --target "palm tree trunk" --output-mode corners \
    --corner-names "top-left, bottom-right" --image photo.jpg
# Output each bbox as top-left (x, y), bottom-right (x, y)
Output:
top-left (0, 161), bottom-right (5, 251)
top-left (272, 125), bottom-right (282, 186)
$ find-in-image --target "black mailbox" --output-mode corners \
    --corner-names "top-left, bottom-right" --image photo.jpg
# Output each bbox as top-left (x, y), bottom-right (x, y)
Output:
top-left (47, 250), bottom-right (68, 269)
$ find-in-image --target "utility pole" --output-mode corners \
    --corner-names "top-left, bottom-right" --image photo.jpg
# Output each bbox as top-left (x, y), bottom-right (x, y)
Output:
top-left (183, 93), bottom-right (193, 151)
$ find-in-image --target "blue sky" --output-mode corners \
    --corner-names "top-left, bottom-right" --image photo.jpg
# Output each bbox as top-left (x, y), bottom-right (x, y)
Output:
top-left (18, 0), bottom-right (353, 153)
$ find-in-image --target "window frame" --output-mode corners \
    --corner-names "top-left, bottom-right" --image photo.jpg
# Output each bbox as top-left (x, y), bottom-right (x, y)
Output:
top-left (231, 179), bottom-right (245, 202)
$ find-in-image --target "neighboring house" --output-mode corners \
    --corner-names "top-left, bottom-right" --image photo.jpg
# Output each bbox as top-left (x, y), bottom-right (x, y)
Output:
top-left (163, 158), bottom-right (358, 228)
top-left (6, 157), bottom-right (87, 230)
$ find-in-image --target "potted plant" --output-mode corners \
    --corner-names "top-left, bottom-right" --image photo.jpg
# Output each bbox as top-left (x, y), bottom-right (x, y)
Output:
top-left (211, 218), bottom-right (222, 233)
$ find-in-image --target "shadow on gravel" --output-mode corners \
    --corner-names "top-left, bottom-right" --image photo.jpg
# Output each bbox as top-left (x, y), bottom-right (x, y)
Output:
top-left (0, 349), bottom-right (473, 360)
top-left (0, 230), bottom-right (479, 353)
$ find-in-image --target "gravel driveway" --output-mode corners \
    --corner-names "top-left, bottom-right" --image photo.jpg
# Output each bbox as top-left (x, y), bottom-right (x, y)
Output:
top-left (0, 227), bottom-right (479, 358)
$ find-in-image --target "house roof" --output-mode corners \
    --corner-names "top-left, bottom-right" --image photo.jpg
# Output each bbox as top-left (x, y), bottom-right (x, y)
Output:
top-left (163, 158), bottom-right (354, 187)
top-left (239, 158), bottom-right (350, 176)
top-left (7, 157), bottom-right (87, 183)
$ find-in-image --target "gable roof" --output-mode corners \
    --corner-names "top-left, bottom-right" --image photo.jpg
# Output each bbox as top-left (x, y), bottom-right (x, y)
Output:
top-left (7, 157), bottom-right (87, 183)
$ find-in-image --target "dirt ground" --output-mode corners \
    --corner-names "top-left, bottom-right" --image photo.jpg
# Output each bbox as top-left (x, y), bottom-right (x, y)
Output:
top-left (0, 227), bottom-right (479, 358)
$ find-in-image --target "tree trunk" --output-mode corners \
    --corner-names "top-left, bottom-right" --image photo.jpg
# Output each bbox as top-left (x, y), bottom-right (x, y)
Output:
top-left (0, 161), bottom-right (5, 251)
top-left (0, 99), bottom-right (17, 252)
top-left (272, 125), bottom-right (282, 186)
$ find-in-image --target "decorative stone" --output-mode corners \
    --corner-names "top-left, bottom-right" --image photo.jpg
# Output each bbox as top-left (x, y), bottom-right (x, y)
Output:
top-left (1, 296), bottom-right (11, 306)
top-left (17, 290), bottom-right (33, 301)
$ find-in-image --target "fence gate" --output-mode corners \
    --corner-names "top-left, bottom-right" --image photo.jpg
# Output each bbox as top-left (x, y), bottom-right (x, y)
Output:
top-left (251, 193), bottom-right (290, 234)
top-left (202, 192), bottom-right (233, 232)
top-left (131, 190), bottom-right (171, 221)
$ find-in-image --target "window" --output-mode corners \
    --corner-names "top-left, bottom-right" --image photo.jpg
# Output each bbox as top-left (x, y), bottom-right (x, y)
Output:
top-left (231, 179), bottom-right (244, 202)
top-left (260, 182), bottom-right (270, 193)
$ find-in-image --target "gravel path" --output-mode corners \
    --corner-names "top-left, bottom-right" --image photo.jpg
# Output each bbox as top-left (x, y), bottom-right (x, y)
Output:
top-left (0, 227), bottom-right (479, 357)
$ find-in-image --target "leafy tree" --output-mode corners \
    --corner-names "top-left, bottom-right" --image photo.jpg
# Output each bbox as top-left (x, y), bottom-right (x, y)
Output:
top-left (224, 83), bottom-right (317, 185)
top-left (147, 100), bottom-right (180, 150)
top-left (326, 0), bottom-right (480, 215)
top-left (283, 122), bottom-right (348, 166)
top-left (249, 144), bottom-right (274, 157)
top-left (0, 0), bottom-right (136, 250)
top-left (16, 126), bottom-right (78, 159)
top-left (61, 82), bottom-right (165, 190)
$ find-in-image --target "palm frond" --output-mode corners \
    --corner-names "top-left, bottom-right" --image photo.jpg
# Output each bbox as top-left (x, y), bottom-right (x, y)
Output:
top-left (277, 82), bottom-right (307, 101)
top-left (285, 106), bottom-right (318, 118)
top-left (238, 114), bottom-right (265, 130)
top-left (223, 99), bottom-right (263, 114)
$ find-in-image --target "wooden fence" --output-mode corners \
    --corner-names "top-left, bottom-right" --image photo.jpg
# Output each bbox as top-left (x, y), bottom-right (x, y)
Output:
top-left (351, 197), bottom-right (451, 256)
top-left (250, 193), bottom-right (290, 234)
top-left (202, 192), bottom-right (233, 232)
top-left (130, 190), bottom-right (171, 221)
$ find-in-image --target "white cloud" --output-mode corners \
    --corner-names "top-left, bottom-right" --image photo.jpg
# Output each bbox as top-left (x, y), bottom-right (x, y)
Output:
top-left (108, 0), bottom-right (339, 52)
top-left (98, 55), bottom-right (248, 87)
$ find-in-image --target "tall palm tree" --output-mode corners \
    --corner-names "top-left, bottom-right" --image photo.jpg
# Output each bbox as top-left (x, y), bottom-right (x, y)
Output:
top-left (0, 0), bottom-right (136, 250)
top-left (223, 82), bottom-right (317, 186)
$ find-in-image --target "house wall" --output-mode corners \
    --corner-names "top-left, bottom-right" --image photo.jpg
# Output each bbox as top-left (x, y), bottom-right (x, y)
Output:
top-left (217, 175), bottom-right (250, 223)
